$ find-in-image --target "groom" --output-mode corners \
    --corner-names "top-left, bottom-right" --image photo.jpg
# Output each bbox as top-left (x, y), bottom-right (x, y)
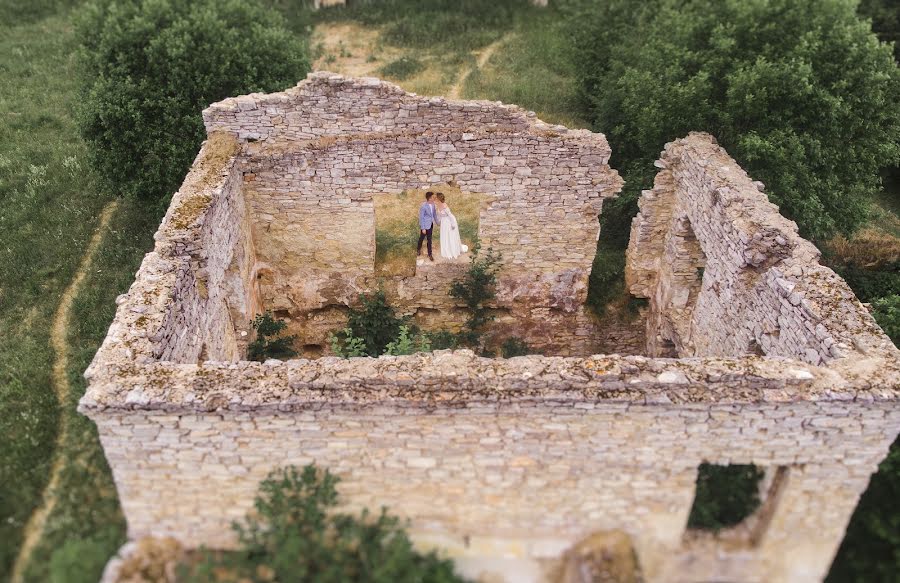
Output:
top-left (417, 191), bottom-right (438, 261)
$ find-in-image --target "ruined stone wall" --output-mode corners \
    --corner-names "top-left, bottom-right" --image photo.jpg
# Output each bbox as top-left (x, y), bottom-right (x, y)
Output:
top-left (88, 133), bottom-right (256, 366)
top-left (82, 104), bottom-right (900, 583)
top-left (626, 133), bottom-right (892, 365)
top-left (203, 73), bottom-right (624, 355)
top-left (81, 352), bottom-right (900, 583)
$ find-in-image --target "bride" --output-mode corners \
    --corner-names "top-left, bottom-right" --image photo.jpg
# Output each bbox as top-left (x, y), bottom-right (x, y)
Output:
top-left (435, 192), bottom-right (468, 260)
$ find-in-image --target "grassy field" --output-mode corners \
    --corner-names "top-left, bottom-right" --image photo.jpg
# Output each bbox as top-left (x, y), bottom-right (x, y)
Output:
top-left (0, 4), bottom-right (160, 581)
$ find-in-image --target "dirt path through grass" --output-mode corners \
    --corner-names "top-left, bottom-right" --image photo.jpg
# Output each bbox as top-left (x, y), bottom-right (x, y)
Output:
top-left (447, 34), bottom-right (510, 99)
top-left (10, 200), bottom-right (120, 583)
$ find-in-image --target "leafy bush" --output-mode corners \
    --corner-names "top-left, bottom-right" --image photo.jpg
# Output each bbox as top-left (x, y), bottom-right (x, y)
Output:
top-left (48, 530), bottom-right (121, 583)
top-left (248, 311), bottom-right (298, 362)
top-left (347, 290), bottom-right (407, 357)
top-left (687, 463), bottom-right (764, 531)
top-left (833, 265), bottom-right (900, 303)
top-left (77, 0), bottom-right (309, 204)
top-left (828, 436), bottom-right (900, 582)
top-left (426, 330), bottom-right (459, 350)
top-left (449, 246), bottom-right (502, 349)
top-left (871, 295), bottom-right (900, 345)
top-left (380, 56), bottom-right (425, 81)
top-left (570, 0), bottom-right (900, 243)
top-left (328, 327), bottom-right (368, 358)
top-left (384, 325), bottom-right (432, 356)
top-left (500, 337), bottom-right (531, 358)
top-left (182, 465), bottom-right (468, 583)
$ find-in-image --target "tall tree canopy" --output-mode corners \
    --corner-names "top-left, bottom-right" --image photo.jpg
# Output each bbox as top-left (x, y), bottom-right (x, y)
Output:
top-left (570, 0), bottom-right (900, 243)
top-left (77, 0), bottom-right (310, 203)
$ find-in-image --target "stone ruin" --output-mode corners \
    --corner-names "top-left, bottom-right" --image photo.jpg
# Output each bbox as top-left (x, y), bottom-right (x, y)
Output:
top-left (81, 73), bottom-right (900, 583)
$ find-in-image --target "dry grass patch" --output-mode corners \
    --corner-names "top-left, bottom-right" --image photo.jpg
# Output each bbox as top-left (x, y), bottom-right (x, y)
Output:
top-left (311, 23), bottom-right (399, 77)
top-left (825, 227), bottom-right (900, 269)
top-left (374, 186), bottom-right (487, 276)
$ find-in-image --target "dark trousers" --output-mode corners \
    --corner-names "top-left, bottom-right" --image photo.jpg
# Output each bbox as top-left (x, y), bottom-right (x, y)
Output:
top-left (417, 227), bottom-right (433, 257)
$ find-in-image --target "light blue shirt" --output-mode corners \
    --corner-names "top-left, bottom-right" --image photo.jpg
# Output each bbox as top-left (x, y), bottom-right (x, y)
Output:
top-left (419, 201), bottom-right (437, 230)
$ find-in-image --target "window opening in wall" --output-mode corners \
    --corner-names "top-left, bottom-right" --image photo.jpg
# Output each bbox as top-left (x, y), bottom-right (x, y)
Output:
top-left (687, 463), bottom-right (765, 531)
top-left (373, 185), bottom-right (485, 277)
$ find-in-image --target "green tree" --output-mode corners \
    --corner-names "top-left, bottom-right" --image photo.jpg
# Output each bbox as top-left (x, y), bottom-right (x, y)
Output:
top-left (571, 0), bottom-right (900, 244)
top-left (182, 465), bottom-right (469, 583)
top-left (76, 0), bottom-right (309, 204)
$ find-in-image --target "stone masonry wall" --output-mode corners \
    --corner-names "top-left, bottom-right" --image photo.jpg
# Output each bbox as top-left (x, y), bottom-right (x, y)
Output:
top-left (82, 352), bottom-right (900, 583)
top-left (203, 73), bottom-right (624, 355)
top-left (626, 133), bottom-right (895, 366)
top-left (100, 133), bottom-right (255, 365)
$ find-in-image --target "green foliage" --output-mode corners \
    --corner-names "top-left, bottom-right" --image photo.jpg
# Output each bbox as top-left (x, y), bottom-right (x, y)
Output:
top-left (500, 337), bottom-right (531, 358)
top-left (48, 529), bottom-right (122, 583)
top-left (76, 0), bottom-right (310, 204)
top-left (380, 56), bottom-right (425, 81)
top-left (570, 0), bottom-right (900, 243)
top-left (449, 246), bottom-right (502, 349)
top-left (859, 0), bottom-right (900, 61)
top-left (347, 290), bottom-right (407, 357)
top-left (828, 436), bottom-right (900, 582)
top-left (586, 244), bottom-right (627, 314)
top-left (426, 330), bottom-right (459, 350)
top-left (834, 264), bottom-right (900, 303)
top-left (687, 463), bottom-right (764, 531)
top-left (384, 325), bottom-right (432, 356)
top-left (328, 327), bottom-right (369, 358)
top-left (871, 295), bottom-right (900, 345)
top-left (182, 465), bottom-right (468, 583)
top-left (248, 312), bottom-right (298, 362)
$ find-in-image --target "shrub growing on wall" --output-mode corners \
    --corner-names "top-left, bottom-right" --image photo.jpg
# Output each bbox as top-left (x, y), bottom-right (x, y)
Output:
top-left (569, 0), bottom-right (900, 244)
top-left (76, 0), bottom-right (309, 204)
top-left (182, 465), bottom-right (469, 582)
top-left (346, 290), bottom-right (407, 357)
top-left (450, 246), bottom-right (502, 349)
top-left (248, 311), bottom-right (297, 362)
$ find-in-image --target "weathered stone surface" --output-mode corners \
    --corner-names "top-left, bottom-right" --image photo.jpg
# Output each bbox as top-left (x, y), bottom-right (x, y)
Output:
top-left (555, 530), bottom-right (643, 583)
top-left (204, 72), bottom-right (626, 355)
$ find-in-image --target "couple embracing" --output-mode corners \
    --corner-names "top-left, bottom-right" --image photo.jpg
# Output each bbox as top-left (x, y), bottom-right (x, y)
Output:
top-left (417, 191), bottom-right (468, 262)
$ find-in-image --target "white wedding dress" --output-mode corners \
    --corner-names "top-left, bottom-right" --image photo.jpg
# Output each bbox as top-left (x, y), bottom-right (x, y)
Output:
top-left (439, 207), bottom-right (468, 259)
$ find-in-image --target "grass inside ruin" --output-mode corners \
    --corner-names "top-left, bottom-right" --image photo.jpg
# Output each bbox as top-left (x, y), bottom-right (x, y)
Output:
top-left (374, 187), bottom-right (485, 276)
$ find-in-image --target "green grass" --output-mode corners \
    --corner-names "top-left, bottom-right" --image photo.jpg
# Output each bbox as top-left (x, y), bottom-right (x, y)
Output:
top-left (0, 4), bottom-right (160, 581)
top-left (313, 0), bottom-right (532, 54)
top-left (26, 199), bottom-right (158, 583)
top-left (461, 8), bottom-right (589, 128)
